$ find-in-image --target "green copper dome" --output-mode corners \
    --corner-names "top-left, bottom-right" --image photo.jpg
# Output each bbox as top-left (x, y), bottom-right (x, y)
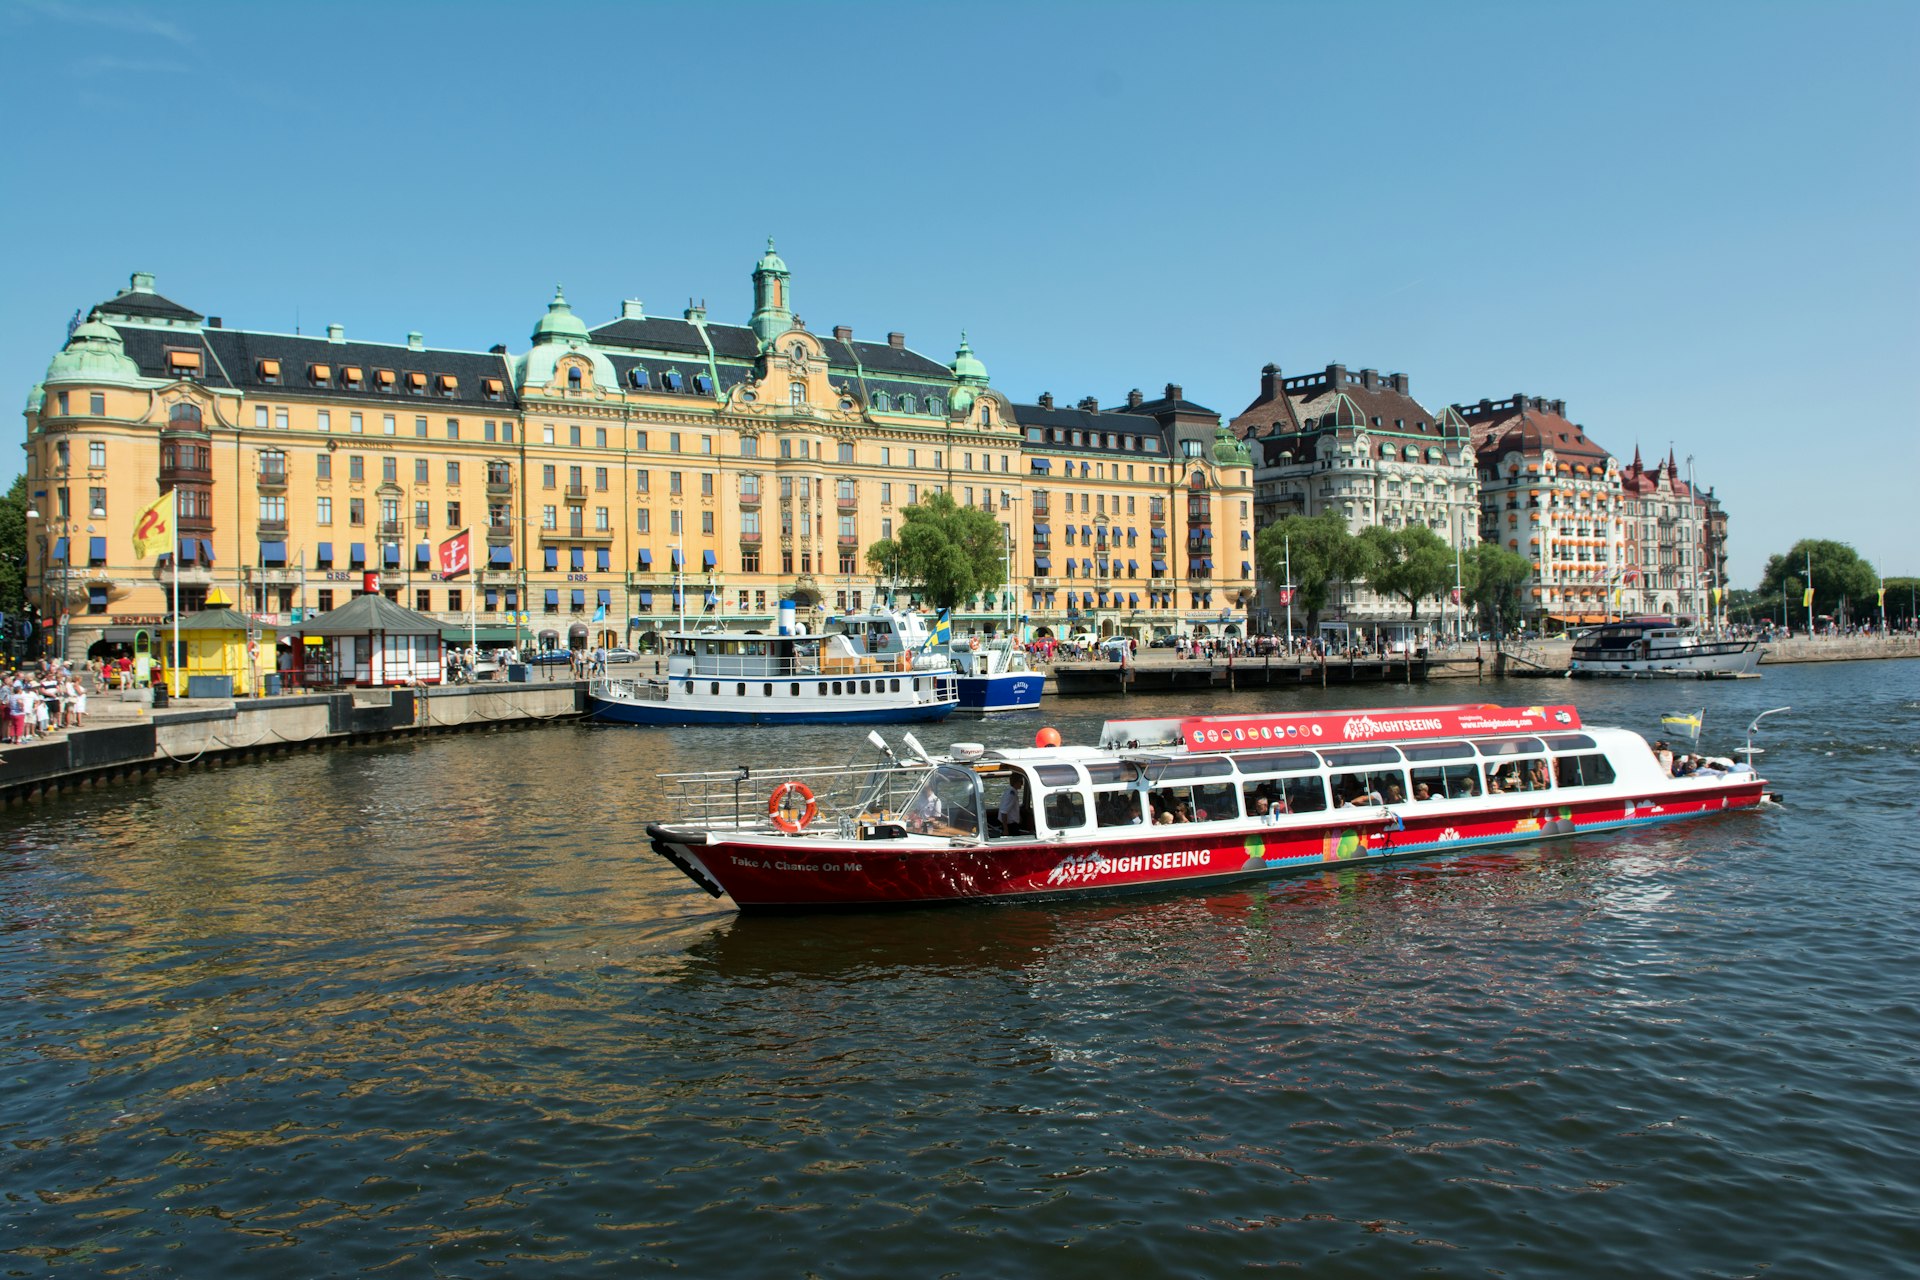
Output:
top-left (950, 331), bottom-right (988, 384)
top-left (530, 285), bottom-right (590, 346)
top-left (949, 387), bottom-right (976, 417)
top-left (1211, 425), bottom-right (1253, 466)
top-left (44, 315), bottom-right (143, 386)
top-left (756, 236), bottom-right (788, 275)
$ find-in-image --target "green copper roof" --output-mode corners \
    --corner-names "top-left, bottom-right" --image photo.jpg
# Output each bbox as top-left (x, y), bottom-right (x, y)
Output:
top-left (950, 331), bottom-right (988, 384)
top-left (1212, 424), bottom-right (1253, 466)
top-left (530, 285), bottom-right (590, 345)
top-left (755, 236), bottom-right (788, 276)
top-left (44, 315), bottom-right (143, 387)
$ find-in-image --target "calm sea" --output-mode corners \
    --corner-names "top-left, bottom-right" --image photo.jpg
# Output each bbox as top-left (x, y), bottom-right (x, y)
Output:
top-left (3, 663), bottom-right (1916, 1277)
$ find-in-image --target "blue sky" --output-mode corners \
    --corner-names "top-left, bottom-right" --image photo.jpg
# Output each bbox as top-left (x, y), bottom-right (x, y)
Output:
top-left (2, 0), bottom-right (1913, 585)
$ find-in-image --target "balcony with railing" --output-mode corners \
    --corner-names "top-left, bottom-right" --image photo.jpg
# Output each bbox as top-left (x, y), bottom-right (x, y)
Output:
top-left (565, 484), bottom-right (588, 500)
top-left (257, 467), bottom-right (288, 489)
top-left (378, 520), bottom-right (404, 538)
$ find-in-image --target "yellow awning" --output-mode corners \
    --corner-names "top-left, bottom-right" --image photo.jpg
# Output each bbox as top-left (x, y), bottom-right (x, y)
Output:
top-left (258, 358), bottom-right (280, 377)
top-left (309, 363), bottom-right (332, 382)
top-left (168, 349), bottom-right (202, 369)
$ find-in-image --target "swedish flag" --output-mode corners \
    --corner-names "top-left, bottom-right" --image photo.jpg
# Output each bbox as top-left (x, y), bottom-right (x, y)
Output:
top-left (922, 609), bottom-right (952, 653)
top-left (1660, 710), bottom-right (1703, 742)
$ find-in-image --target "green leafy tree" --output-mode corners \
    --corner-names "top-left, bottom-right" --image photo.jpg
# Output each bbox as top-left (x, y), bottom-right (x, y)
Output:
top-left (1757, 539), bottom-right (1878, 623)
top-left (1357, 524), bottom-right (1454, 626)
top-left (1882, 577), bottom-right (1918, 628)
top-left (0, 473), bottom-right (26, 617)
top-left (1462, 542), bottom-right (1533, 636)
top-left (1255, 513), bottom-right (1368, 631)
top-left (863, 490), bottom-right (1006, 612)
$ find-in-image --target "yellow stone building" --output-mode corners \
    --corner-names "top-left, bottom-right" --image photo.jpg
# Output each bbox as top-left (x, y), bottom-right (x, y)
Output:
top-left (21, 249), bottom-right (1254, 660)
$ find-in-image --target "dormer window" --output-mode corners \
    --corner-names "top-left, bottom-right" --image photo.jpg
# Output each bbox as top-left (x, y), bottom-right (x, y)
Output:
top-left (405, 371), bottom-right (427, 395)
top-left (258, 358), bottom-right (281, 383)
top-left (628, 367), bottom-right (649, 390)
top-left (566, 366), bottom-right (582, 391)
top-left (342, 366), bottom-right (364, 389)
top-left (790, 381), bottom-right (806, 406)
top-left (375, 369), bottom-right (396, 391)
top-left (309, 363), bottom-right (332, 386)
top-left (483, 376), bottom-right (502, 400)
top-left (437, 374), bottom-right (458, 396)
top-left (662, 371), bottom-right (682, 392)
top-left (165, 347), bottom-right (202, 374)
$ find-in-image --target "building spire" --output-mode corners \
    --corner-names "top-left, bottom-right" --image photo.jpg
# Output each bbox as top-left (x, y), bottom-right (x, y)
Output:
top-left (750, 237), bottom-right (793, 348)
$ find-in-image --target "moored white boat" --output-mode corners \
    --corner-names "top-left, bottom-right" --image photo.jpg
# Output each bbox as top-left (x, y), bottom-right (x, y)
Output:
top-left (645, 702), bottom-right (1777, 910)
top-left (1570, 616), bottom-right (1760, 678)
top-left (948, 633), bottom-right (1047, 712)
top-left (588, 607), bottom-right (957, 726)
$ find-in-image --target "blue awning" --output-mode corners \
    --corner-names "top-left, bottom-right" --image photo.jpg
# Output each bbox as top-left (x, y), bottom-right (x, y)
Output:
top-left (638, 591), bottom-right (653, 606)
top-left (544, 548), bottom-right (559, 571)
top-left (1241, 530), bottom-right (1252, 547)
top-left (570, 548), bottom-right (585, 572)
top-left (1034, 556), bottom-right (1051, 571)
top-left (485, 588), bottom-right (498, 605)
top-left (1197, 557), bottom-right (1213, 570)
top-left (1129, 592), bottom-right (1139, 605)
top-left (704, 590), bottom-right (718, 605)
top-left (702, 550), bottom-right (716, 569)
top-left (544, 589), bottom-right (559, 606)
top-left (1152, 557), bottom-right (1167, 571)
top-left (1081, 525), bottom-right (1092, 539)
top-left (1129, 559), bottom-right (1138, 571)
top-left (383, 544), bottom-right (400, 567)
top-left (489, 545), bottom-right (512, 567)
top-left (261, 541), bottom-right (288, 566)
top-left (350, 542), bottom-right (366, 565)
top-left (1029, 459), bottom-right (1051, 473)
top-left (638, 549), bottom-right (653, 566)
top-left (672, 588), bottom-right (684, 606)
top-left (1064, 562), bottom-right (1075, 577)
top-left (1200, 528), bottom-right (1213, 541)
top-left (1032, 524), bottom-right (1049, 535)
top-left (1242, 560), bottom-right (1253, 575)
top-left (597, 589), bottom-right (611, 606)
top-left (1081, 558), bottom-right (1092, 573)
top-left (571, 589), bottom-right (585, 608)
top-left (51, 537), bottom-right (68, 562)
top-left (671, 549), bottom-right (683, 569)
top-left (318, 541), bottom-right (334, 565)
top-left (416, 543), bottom-right (431, 566)
top-left (89, 536), bottom-right (106, 562)
top-left (628, 615), bottom-right (644, 628)
top-left (1151, 527), bottom-right (1166, 541)
top-left (596, 548), bottom-right (610, 571)
top-left (88, 585), bottom-right (109, 607)
top-left (201, 538), bottom-right (216, 564)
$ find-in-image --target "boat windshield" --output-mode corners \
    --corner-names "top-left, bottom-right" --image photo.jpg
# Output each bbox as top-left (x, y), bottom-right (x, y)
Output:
top-left (901, 763), bottom-right (983, 838)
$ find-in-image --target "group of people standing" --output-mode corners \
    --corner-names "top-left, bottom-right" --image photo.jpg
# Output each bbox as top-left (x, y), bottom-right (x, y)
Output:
top-left (2, 663), bottom-right (88, 744)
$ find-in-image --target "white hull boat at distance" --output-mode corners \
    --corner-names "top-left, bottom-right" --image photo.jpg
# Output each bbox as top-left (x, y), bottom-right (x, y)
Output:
top-left (1569, 616), bottom-right (1761, 679)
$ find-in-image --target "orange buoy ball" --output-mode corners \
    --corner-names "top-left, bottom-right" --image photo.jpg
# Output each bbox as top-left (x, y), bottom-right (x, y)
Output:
top-left (1035, 727), bottom-right (1062, 748)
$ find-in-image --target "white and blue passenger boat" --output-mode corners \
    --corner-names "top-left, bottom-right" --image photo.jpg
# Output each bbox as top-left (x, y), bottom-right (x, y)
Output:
top-left (948, 633), bottom-right (1047, 713)
top-left (588, 606), bottom-right (957, 727)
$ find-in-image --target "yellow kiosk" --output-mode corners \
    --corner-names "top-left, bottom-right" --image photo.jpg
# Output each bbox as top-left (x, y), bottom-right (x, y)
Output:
top-left (167, 588), bottom-right (278, 698)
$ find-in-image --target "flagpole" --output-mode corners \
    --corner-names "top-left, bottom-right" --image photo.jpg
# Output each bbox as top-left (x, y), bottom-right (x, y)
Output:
top-left (1805, 547), bottom-right (1815, 635)
top-left (1283, 534), bottom-right (1293, 651)
top-left (170, 531), bottom-right (179, 697)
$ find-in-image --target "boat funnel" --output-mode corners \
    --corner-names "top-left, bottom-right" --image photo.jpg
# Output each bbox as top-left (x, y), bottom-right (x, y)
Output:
top-left (778, 600), bottom-right (797, 636)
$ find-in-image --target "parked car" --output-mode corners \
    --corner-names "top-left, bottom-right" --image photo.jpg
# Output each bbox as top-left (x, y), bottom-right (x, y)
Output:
top-left (602, 647), bottom-right (640, 664)
top-left (526, 649), bottom-right (574, 665)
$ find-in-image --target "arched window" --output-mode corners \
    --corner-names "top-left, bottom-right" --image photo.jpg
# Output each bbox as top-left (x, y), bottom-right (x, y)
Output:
top-left (873, 392), bottom-right (891, 411)
top-left (790, 381), bottom-right (807, 406)
top-left (900, 395), bottom-right (916, 414)
top-left (567, 366), bottom-right (583, 390)
top-left (981, 402), bottom-right (993, 426)
top-left (929, 396), bottom-right (944, 415)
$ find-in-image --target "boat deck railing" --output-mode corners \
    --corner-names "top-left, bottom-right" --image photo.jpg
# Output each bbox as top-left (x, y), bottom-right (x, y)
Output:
top-left (657, 760), bottom-right (931, 835)
top-left (589, 676), bottom-right (669, 702)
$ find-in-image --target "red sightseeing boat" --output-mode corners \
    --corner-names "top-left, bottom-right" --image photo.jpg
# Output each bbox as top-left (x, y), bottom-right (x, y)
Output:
top-left (644, 702), bottom-right (1779, 912)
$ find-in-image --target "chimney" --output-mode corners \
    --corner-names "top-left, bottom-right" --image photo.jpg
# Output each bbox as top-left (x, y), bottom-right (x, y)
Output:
top-left (1260, 363), bottom-right (1282, 399)
top-left (1551, 398), bottom-right (1566, 417)
top-left (407, 331), bottom-right (424, 351)
top-left (887, 332), bottom-right (905, 349)
top-left (833, 325), bottom-right (852, 341)
top-left (1478, 398), bottom-right (1493, 413)
top-left (327, 323), bottom-right (345, 343)
top-left (621, 299), bottom-right (645, 320)
top-left (207, 316), bottom-right (222, 328)
top-left (129, 271), bottom-right (155, 294)
top-left (1391, 373), bottom-right (1408, 394)
top-left (1127, 389), bottom-right (1144, 409)
top-left (1165, 382), bottom-right (1182, 402)
top-left (1326, 363), bottom-right (1347, 387)
top-left (489, 343), bottom-right (507, 354)
top-left (684, 302), bottom-right (706, 322)
top-left (1078, 396), bottom-right (1099, 412)
top-left (1038, 392), bottom-right (1054, 409)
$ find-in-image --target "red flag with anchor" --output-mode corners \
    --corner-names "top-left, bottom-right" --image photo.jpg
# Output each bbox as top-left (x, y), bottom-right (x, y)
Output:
top-left (437, 529), bottom-right (472, 578)
top-left (1276, 588), bottom-right (1295, 605)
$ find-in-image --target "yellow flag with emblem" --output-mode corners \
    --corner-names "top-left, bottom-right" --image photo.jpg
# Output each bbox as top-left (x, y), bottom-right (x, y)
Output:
top-left (132, 490), bottom-right (176, 560)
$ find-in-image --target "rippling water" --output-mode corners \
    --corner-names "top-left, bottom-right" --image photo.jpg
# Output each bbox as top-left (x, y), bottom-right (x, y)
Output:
top-left (3, 664), bottom-right (1917, 1276)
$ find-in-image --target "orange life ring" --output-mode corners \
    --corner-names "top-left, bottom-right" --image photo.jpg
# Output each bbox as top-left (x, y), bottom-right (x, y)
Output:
top-left (768, 780), bottom-right (817, 832)
top-left (969, 636), bottom-right (981, 652)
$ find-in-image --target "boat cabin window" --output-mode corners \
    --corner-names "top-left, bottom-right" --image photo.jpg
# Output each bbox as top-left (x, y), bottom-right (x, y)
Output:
top-left (985, 767), bottom-right (1035, 837)
top-left (1042, 787), bottom-right (1087, 832)
top-left (1149, 779), bottom-right (1238, 824)
top-left (1332, 768), bottom-right (1407, 807)
top-left (1553, 754), bottom-right (1616, 787)
top-left (1318, 746), bottom-right (1403, 769)
top-left (1408, 763), bottom-right (1482, 800)
top-left (903, 763), bottom-right (981, 837)
top-left (1230, 750), bottom-right (1319, 775)
top-left (1032, 764), bottom-right (1081, 788)
top-left (1541, 733), bottom-right (1597, 752)
top-left (1484, 757), bottom-right (1549, 794)
top-left (1151, 755), bottom-right (1234, 782)
top-left (1085, 761), bottom-right (1145, 829)
top-left (1477, 737), bottom-right (1545, 757)
top-left (1400, 740), bottom-right (1476, 763)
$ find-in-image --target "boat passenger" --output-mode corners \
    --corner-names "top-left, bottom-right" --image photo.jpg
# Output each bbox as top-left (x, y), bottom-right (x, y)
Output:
top-left (1250, 795), bottom-right (1271, 817)
top-left (1412, 782), bottom-right (1432, 801)
top-left (1383, 783), bottom-right (1405, 804)
top-left (1653, 740), bottom-right (1675, 776)
top-left (996, 771), bottom-right (1029, 836)
top-left (1157, 810), bottom-right (1177, 825)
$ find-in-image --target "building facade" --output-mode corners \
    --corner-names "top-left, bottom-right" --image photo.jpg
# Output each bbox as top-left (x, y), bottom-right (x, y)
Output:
top-left (21, 252), bottom-right (1254, 660)
top-left (1233, 363), bottom-right (1480, 634)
